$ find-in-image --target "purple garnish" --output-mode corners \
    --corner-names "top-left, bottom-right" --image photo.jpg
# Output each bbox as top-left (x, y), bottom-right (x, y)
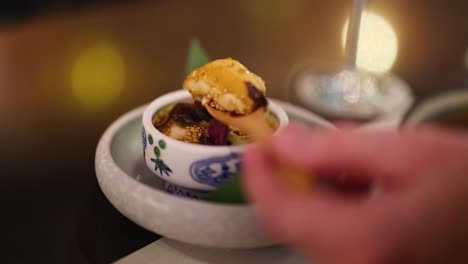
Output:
top-left (246, 82), bottom-right (268, 109)
top-left (208, 119), bottom-right (229, 145)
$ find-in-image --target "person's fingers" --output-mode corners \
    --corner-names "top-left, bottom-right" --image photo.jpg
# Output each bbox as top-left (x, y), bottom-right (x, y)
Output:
top-left (242, 145), bottom-right (375, 243)
top-left (267, 123), bottom-right (449, 186)
top-left (243, 145), bottom-right (410, 264)
top-left (242, 145), bottom-right (296, 239)
top-left (244, 124), bottom-right (468, 264)
top-left (241, 145), bottom-right (284, 210)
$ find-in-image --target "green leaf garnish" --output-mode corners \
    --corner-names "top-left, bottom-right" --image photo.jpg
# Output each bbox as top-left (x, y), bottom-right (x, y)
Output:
top-left (205, 175), bottom-right (248, 204)
top-left (184, 38), bottom-right (211, 76)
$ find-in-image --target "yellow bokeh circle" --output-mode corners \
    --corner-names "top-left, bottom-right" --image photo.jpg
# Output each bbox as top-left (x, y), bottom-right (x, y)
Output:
top-left (72, 43), bottom-right (126, 110)
top-left (342, 11), bottom-right (398, 74)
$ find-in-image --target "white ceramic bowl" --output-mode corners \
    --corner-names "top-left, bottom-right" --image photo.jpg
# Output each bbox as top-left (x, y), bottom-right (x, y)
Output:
top-left (142, 89), bottom-right (289, 191)
top-left (95, 101), bottom-right (333, 249)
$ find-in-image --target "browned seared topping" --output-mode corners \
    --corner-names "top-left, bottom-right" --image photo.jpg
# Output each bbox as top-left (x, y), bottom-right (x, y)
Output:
top-left (183, 58), bottom-right (267, 115)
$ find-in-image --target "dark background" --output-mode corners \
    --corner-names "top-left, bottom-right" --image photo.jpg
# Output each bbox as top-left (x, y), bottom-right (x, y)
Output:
top-left (2, 2), bottom-right (158, 263)
top-left (0, 0), bottom-right (467, 263)
top-left (0, 1), bottom-right (130, 25)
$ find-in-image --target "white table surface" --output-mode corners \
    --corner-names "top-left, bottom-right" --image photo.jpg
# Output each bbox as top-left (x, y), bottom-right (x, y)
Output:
top-left (115, 239), bottom-right (309, 264)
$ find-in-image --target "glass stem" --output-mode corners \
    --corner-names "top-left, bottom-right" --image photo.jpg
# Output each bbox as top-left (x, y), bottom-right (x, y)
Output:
top-left (345, 0), bottom-right (367, 70)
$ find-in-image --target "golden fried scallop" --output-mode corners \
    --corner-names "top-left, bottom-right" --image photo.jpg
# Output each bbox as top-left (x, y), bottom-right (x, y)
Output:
top-left (183, 58), bottom-right (266, 115)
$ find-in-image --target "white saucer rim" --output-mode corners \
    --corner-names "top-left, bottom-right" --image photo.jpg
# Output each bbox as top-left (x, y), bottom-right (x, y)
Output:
top-left (94, 99), bottom-right (333, 248)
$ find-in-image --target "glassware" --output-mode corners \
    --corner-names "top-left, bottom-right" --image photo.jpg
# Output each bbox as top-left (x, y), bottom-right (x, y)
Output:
top-left (288, 0), bottom-right (410, 121)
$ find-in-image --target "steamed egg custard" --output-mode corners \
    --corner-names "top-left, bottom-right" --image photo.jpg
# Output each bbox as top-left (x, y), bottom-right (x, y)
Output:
top-left (153, 58), bottom-right (278, 146)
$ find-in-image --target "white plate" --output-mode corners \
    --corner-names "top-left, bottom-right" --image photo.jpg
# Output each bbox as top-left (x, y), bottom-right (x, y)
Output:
top-left (95, 100), bottom-right (333, 249)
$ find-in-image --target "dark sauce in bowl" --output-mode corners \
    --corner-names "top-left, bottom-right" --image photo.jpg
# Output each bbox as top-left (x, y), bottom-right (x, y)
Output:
top-left (152, 100), bottom-right (279, 146)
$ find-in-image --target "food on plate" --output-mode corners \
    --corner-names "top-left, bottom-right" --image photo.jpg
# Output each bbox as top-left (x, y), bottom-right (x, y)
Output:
top-left (153, 58), bottom-right (277, 146)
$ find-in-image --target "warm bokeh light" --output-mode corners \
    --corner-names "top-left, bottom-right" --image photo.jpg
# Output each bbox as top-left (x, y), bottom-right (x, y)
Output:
top-left (241, 0), bottom-right (302, 24)
top-left (465, 48), bottom-right (468, 72)
top-left (72, 42), bottom-right (126, 110)
top-left (342, 11), bottom-right (398, 74)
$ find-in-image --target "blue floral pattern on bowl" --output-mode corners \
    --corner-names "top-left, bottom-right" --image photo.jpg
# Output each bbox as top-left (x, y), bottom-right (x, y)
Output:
top-left (144, 133), bottom-right (173, 177)
top-left (165, 182), bottom-right (202, 200)
top-left (190, 153), bottom-right (240, 187)
top-left (142, 126), bottom-right (147, 158)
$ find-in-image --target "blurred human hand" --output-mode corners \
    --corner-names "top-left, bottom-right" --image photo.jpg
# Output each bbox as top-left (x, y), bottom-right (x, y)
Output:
top-left (242, 123), bottom-right (468, 264)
